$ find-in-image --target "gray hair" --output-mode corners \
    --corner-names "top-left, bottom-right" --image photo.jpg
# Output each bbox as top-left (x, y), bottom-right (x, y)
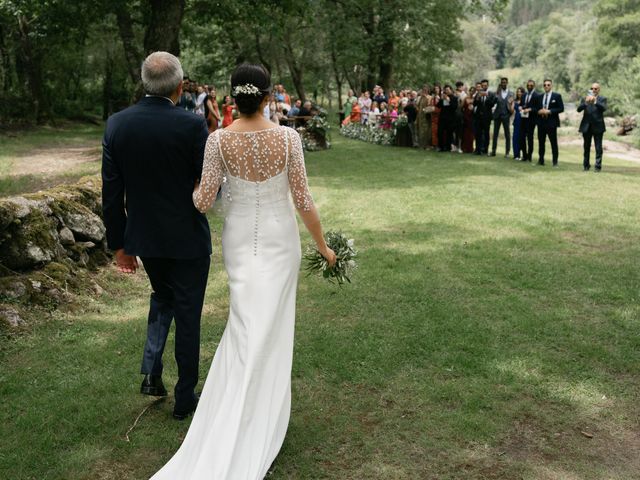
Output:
top-left (141, 51), bottom-right (183, 97)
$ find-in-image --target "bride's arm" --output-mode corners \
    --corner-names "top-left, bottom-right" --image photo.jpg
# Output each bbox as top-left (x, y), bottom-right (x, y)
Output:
top-left (193, 131), bottom-right (224, 213)
top-left (287, 130), bottom-right (336, 266)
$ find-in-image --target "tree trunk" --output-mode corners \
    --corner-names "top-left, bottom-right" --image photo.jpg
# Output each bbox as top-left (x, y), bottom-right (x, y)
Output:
top-left (114, 6), bottom-right (142, 86)
top-left (378, 36), bottom-right (394, 90)
top-left (330, 45), bottom-right (343, 109)
top-left (283, 33), bottom-right (306, 102)
top-left (102, 54), bottom-right (114, 121)
top-left (16, 15), bottom-right (48, 123)
top-left (254, 31), bottom-right (272, 74)
top-left (0, 22), bottom-right (12, 92)
top-left (143, 0), bottom-right (186, 55)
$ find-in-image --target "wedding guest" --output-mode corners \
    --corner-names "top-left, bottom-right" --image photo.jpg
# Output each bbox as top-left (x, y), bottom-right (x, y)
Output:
top-left (388, 90), bottom-right (399, 110)
top-left (437, 85), bottom-right (458, 152)
top-left (343, 89), bottom-right (357, 120)
top-left (491, 77), bottom-right (514, 157)
top-left (350, 101), bottom-right (361, 123)
top-left (431, 85), bottom-right (442, 149)
top-left (462, 86), bottom-right (475, 153)
top-left (288, 99), bottom-right (301, 117)
top-left (195, 85), bottom-right (207, 116)
top-left (453, 81), bottom-right (466, 153)
top-left (404, 95), bottom-right (418, 147)
top-left (474, 79), bottom-right (495, 155)
top-left (204, 87), bottom-right (220, 133)
top-left (297, 100), bottom-right (312, 127)
top-left (512, 87), bottom-right (525, 160)
top-left (416, 85), bottom-right (432, 149)
top-left (222, 95), bottom-right (234, 128)
top-left (381, 102), bottom-right (395, 130)
top-left (369, 101), bottom-right (380, 126)
top-left (373, 86), bottom-right (387, 106)
top-left (534, 79), bottom-right (564, 167)
top-left (519, 80), bottom-right (539, 162)
top-left (178, 77), bottom-right (195, 111)
top-left (578, 82), bottom-right (607, 171)
top-left (359, 91), bottom-right (371, 124)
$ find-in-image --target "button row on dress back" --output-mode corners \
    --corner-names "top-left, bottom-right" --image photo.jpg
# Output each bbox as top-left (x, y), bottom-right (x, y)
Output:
top-left (254, 182), bottom-right (259, 256)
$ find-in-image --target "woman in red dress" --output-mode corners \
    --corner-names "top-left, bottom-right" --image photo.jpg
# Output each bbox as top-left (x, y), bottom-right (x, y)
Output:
top-left (431, 85), bottom-right (441, 149)
top-left (222, 95), bottom-right (234, 128)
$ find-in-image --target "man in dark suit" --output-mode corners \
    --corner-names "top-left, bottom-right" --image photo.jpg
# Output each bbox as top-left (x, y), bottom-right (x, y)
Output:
top-left (578, 83), bottom-right (607, 171)
top-left (437, 84), bottom-right (459, 152)
top-left (473, 79), bottom-right (496, 155)
top-left (102, 51), bottom-right (211, 420)
top-left (518, 79), bottom-right (539, 162)
top-left (534, 78), bottom-right (564, 167)
top-left (491, 77), bottom-right (514, 157)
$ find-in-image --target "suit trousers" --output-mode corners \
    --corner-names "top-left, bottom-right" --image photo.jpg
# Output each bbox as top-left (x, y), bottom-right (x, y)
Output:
top-left (538, 125), bottom-right (559, 165)
top-left (474, 119), bottom-right (490, 154)
top-left (438, 119), bottom-right (454, 151)
top-left (140, 255), bottom-right (210, 412)
top-left (492, 116), bottom-right (511, 155)
top-left (520, 117), bottom-right (536, 160)
top-left (583, 129), bottom-right (603, 170)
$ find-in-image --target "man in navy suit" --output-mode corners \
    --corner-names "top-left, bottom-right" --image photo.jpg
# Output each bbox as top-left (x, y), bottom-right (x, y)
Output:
top-left (534, 78), bottom-right (564, 167)
top-left (578, 83), bottom-right (607, 171)
top-left (518, 79), bottom-right (539, 162)
top-left (102, 51), bottom-right (211, 420)
top-left (473, 79), bottom-right (496, 155)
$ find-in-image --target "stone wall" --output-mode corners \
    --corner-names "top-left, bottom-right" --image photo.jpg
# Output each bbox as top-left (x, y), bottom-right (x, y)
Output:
top-left (0, 176), bottom-right (109, 330)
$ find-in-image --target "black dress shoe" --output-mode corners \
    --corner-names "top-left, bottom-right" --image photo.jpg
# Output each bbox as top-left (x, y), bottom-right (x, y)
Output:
top-left (583, 166), bottom-right (590, 171)
top-left (173, 396), bottom-right (199, 420)
top-left (140, 374), bottom-right (168, 397)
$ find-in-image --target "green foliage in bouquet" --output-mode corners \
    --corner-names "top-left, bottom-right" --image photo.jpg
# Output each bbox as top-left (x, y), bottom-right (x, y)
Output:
top-left (303, 231), bottom-right (357, 286)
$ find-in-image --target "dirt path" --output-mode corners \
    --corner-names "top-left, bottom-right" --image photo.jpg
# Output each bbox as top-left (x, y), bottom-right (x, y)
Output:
top-left (9, 145), bottom-right (101, 177)
top-left (559, 137), bottom-right (640, 163)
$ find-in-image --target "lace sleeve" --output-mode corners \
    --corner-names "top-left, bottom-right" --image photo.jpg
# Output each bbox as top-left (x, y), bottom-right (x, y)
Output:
top-left (193, 131), bottom-right (224, 213)
top-left (287, 129), bottom-right (314, 211)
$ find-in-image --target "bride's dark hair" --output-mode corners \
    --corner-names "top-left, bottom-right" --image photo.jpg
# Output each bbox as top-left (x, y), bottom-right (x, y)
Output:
top-left (230, 63), bottom-right (271, 115)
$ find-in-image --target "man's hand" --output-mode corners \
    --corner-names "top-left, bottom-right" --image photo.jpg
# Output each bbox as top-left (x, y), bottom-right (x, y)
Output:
top-left (115, 249), bottom-right (138, 274)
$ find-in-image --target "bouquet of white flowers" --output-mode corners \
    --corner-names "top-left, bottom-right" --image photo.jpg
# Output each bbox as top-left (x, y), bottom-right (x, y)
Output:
top-left (303, 231), bottom-right (357, 285)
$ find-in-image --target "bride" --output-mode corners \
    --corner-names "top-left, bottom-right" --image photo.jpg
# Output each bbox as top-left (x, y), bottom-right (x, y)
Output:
top-left (150, 63), bottom-right (336, 479)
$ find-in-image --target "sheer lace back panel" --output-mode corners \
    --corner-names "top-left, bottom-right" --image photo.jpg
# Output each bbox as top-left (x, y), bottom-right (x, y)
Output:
top-left (193, 126), bottom-right (313, 213)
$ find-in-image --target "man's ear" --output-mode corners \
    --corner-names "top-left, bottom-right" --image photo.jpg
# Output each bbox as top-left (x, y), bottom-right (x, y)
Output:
top-left (176, 82), bottom-right (183, 97)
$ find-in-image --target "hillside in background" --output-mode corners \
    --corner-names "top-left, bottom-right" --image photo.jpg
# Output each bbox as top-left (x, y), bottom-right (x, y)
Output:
top-left (454, 0), bottom-right (639, 118)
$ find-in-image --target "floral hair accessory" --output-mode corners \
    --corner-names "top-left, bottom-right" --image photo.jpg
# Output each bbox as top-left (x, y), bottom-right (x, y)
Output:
top-left (232, 83), bottom-right (262, 96)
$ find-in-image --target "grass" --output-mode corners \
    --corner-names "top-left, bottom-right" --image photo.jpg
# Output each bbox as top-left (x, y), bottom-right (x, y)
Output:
top-left (0, 123), bottom-right (104, 196)
top-left (1, 130), bottom-right (640, 479)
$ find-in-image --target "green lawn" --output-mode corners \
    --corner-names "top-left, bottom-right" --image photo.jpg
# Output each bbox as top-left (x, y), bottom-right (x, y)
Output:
top-left (0, 123), bottom-right (104, 196)
top-left (1, 133), bottom-right (639, 479)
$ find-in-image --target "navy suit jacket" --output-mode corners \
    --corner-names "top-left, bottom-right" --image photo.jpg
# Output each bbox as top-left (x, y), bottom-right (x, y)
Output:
top-left (521, 90), bottom-right (540, 121)
top-left (534, 91), bottom-right (564, 128)
top-left (102, 96), bottom-right (212, 259)
top-left (473, 91), bottom-right (496, 122)
top-left (578, 96), bottom-right (607, 134)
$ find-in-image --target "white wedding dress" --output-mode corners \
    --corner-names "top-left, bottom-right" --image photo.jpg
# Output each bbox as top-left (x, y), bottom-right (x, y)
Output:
top-left (150, 126), bottom-right (314, 479)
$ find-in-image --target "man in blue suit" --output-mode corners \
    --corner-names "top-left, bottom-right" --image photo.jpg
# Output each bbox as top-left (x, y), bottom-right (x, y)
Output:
top-left (102, 51), bottom-right (211, 420)
top-left (578, 83), bottom-right (607, 171)
top-left (518, 79), bottom-right (540, 162)
top-left (534, 78), bottom-right (564, 167)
